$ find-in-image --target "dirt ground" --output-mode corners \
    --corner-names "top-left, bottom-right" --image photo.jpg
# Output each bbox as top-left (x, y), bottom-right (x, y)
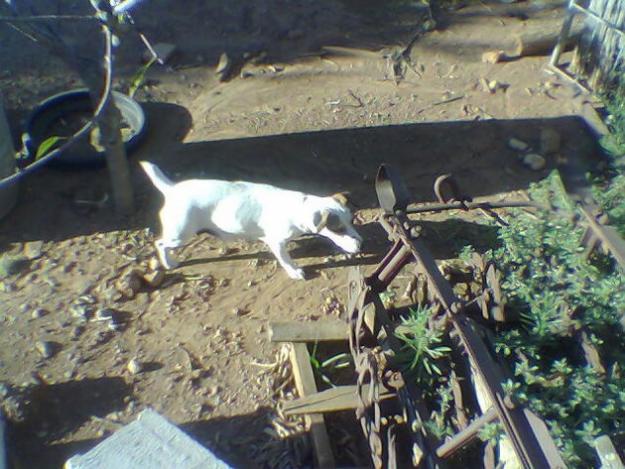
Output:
top-left (0, 0), bottom-right (604, 467)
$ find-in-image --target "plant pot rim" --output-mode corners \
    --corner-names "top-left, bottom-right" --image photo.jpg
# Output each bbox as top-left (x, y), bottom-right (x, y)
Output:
top-left (25, 88), bottom-right (147, 170)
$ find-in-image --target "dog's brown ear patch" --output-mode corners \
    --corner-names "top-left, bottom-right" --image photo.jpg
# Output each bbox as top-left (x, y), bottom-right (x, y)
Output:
top-left (331, 191), bottom-right (350, 207)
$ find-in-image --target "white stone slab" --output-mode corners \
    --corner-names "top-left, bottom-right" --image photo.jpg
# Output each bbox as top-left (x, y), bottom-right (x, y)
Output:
top-left (65, 409), bottom-right (231, 469)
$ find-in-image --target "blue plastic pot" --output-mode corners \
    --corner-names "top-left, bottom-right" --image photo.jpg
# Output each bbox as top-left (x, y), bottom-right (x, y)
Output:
top-left (25, 89), bottom-right (146, 169)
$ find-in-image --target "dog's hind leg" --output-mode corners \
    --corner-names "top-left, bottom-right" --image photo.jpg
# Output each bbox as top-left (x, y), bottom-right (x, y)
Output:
top-left (263, 239), bottom-right (305, 280)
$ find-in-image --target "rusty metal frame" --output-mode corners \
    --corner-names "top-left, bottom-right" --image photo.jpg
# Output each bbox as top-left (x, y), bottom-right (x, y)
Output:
top-left (347, 165), bottom-right (568, 468)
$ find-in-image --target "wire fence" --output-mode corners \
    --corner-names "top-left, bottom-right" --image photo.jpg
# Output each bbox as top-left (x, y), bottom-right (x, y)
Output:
top-left (567, 0), bottom-right (625, 91)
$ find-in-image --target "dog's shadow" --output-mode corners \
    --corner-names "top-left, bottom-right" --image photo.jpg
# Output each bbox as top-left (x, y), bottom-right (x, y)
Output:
top-left (176, 218), bottom-right (497, 278)
top-left (178, 222), bottom-right (389, 274)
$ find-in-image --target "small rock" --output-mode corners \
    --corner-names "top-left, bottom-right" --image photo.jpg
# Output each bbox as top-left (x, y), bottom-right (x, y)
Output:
top-left (482, 50), bottom-right (505, 64)
top-left (540, 128), bottom-right (561, 155)
top-left (24, 241), bottom-right (44, 260)
top-left (479, 77), bottom-right (493, 93)
top-left (127, 358), bottom-right (143, 375)
top-left (148, 258), bottom-right (161, 271)
top-left (31, 308), bottom-right (48, 319)
top-left (143, 270), bottom-right (165, 288)
top-left (115, 269), bottom-right (144, 299)
top-left (79, 294), bottom-right (97, 305)
top-left (70, 301), bottom-right (92, 321)
top-left (36, 340), bottom-right (55, 359)
top-left (232, 307), bottom-right (249, 317)
top-left (488, 80), bottom-right (500, 92)
top-left (215, 52), bottom-right (232, 80)
top-left (71, 325), bottom-right (85, 340)
top-left (508, 137), bottom-right (529, 152)
top-left (0, 383), bottom-right (9, 398)
top-left (215, 52), bottom-right (232, 81)
top-left (94, 308), bottom-right (114, 322)
top-left (0, 255), bottom-right (29, 278)
top-left (522, 153), bottom-right (547, 171)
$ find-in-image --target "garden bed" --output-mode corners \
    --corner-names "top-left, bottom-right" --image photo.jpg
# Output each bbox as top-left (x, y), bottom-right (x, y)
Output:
top-left (275, 165), bottom-right (625, 468)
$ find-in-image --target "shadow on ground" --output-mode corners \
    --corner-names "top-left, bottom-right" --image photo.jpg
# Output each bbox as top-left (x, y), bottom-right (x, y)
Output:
top-left (0, 105), bottom-right (601, 251)
top-left (5, 377), bottom-right (132, 469)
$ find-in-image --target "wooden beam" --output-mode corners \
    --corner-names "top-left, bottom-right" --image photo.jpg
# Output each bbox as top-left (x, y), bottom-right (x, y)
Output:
top-left (269, 321), bottom-right (348, 343)
top-left (282, 385), bottom-right (394, 416)
top-left (594, 435), bottom-right (624, 469)
top-left (436, 407), bottom-right (498, 459)
top-left (290, 343), bottom-right (336, 468)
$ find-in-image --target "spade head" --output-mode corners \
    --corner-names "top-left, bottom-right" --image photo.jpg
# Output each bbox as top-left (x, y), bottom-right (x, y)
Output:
top-left (375, 164), bottom-right (411, 214)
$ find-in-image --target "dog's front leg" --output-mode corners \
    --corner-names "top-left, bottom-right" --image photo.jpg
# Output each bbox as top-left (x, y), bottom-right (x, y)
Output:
top-left (264, 239), bottom-right (305, 280)
top-left (155, 238), bottom-right (181, 270)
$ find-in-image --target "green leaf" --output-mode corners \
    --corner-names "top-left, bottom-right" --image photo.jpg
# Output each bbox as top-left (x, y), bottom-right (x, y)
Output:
top-left (35, 136), bottom-right (64, 160)
top-left (128, 57), bottom-right (156, 98)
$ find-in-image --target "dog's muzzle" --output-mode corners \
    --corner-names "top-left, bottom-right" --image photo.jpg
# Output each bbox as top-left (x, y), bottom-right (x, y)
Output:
top-left (345, 236), bottom-right (362, 254)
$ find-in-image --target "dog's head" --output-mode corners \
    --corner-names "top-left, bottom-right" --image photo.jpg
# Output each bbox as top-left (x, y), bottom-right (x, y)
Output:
top-left (311, 193), bottom-right (362, 254)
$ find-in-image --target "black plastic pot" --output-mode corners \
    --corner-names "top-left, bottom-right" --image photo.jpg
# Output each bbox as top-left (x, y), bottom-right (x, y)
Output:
top-left (25, 89), bottom-right (146, 169)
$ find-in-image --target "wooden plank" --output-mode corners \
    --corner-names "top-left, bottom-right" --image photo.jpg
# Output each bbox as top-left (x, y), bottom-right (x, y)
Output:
top-left (290, 343), bottom-right (336, 469)
top-left (269, 321), bottom-right (348, 343)
top-left (282, 385), bottom-right (394, 416)
top-left (594, 435), bottom-right (624, 469)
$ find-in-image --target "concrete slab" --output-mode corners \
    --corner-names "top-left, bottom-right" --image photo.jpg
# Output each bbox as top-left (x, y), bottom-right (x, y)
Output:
top-left (65, 409), bottom-right (231, 469)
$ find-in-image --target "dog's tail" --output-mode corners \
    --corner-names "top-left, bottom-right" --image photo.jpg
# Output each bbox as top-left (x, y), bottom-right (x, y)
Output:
top-left (139, 161), bottom-right (174, 195)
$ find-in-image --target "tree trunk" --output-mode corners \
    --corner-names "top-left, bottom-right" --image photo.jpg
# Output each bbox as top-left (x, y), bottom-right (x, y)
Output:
top-left (78, 41), bottom-right (135, 216)
top-left (97, 95), bottom-right (135, 215)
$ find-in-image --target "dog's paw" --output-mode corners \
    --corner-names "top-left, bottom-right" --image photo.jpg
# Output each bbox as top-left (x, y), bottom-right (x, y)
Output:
top-left (287, 268), bottom-right (306, 280)
top-left (162, 259), bottom-right (179, 270)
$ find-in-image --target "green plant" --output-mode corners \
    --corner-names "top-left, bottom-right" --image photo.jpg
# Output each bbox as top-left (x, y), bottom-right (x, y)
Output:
top-left (594, 89), bottom-right (625, 237)
top-left (380, 287), bottom-right (397, 309)
top-left (128, 57), bottom-right (156, 98)
top-left (395, 305), bottom-right (451, 379)
top-left (465, 172), bottom-right (625, 465)
top-left (34, 135), bottom-right (66, 160)
top-left (478, 421), bottom-right (504, 446)
top-left (309, 342), bottom-right (352, 388)
top-left (395, 305), bottom-right (454, 439)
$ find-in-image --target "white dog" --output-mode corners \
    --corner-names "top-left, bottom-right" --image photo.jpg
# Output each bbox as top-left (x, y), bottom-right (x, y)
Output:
top-left (140, 161), bottom-right (362, 280)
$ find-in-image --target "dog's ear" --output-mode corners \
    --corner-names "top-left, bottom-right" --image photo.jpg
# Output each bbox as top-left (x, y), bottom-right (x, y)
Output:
top-left (313, 210), bottom-right (329, 233)
top-left (331, 191), bottom-right (351, 207)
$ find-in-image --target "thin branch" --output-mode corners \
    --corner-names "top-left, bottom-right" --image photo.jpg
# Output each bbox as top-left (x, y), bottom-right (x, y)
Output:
top-left (0, 15), bottom-right (98, 22)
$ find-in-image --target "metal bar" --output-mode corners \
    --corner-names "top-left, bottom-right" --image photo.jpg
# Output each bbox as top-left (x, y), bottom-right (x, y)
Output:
top-left (436, 407), bottom-right (498, 459)
top-left (404, 200), bottom-right (541, 215)
top-left (367, 291), bottom-right (440, 469)
top-left (579, 205), bottom-right (625, 268)
top-left (550, 0), bottom-right (579, 67)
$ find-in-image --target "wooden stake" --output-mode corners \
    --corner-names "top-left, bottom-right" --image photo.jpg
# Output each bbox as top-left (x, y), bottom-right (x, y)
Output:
top-left (290, 343), bottom-right (336, 468)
